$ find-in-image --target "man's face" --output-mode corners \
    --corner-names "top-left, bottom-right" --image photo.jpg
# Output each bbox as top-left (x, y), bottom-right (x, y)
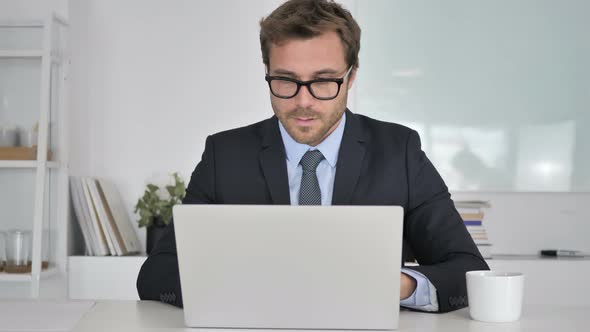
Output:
top-left (267, 31), bottom-right (356, 146)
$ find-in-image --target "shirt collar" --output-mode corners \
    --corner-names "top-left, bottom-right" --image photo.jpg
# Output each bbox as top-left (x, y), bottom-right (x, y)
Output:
top-left (278, 112), bottom-right (346, 168)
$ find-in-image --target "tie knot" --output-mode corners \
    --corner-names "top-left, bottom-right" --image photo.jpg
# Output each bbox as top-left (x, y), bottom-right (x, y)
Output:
top-left (300, 150), bottom-right (325, 171)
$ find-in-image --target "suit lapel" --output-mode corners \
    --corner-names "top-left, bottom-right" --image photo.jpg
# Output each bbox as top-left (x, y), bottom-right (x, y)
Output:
top-left (259, 117), bottom-right (291, 205)
top-left (332, 110), bottom-right (367, 205)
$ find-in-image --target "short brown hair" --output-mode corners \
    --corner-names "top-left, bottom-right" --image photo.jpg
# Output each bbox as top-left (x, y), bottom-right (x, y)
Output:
top-left (259, 0), bottom-right (361, 70)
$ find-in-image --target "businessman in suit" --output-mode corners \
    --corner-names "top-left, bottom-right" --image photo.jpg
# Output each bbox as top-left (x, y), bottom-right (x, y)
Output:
top-left (137, 0), bottom-right (488, 313)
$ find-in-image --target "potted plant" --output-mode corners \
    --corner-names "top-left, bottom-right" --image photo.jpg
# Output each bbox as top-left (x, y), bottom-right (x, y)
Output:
top-left (134, 172), bottom-right (186, 254)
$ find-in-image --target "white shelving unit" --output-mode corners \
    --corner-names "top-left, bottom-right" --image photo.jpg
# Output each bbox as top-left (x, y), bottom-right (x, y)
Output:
top-left (0, 161), bottom-right (61, 168)
top-left (0, 14), bottom-right (68, 298)
top-left (1, 267), bottom-right (58, 282)
top-left (0, 50), bottom-right (43, 58)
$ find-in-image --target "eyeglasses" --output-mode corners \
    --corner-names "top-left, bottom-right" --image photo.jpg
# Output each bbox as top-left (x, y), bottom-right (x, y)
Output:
top-left (265, 66), bottom-right (353, 100)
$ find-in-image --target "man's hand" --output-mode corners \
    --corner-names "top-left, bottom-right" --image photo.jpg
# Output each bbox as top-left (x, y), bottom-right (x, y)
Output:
top-left (400, 272), bottom-right (417, 300)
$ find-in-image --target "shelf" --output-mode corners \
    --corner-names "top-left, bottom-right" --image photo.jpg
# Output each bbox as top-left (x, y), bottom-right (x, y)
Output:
top-left (0, 50), bottom-right (43, 58)
top-left (0, 161), bottom-right (60, 168)
top-left (0, 160), bottom-right (38, 168)
top-left (0, 20), bottom-right (44, 28)
top-left (0, 50), bottom-right (62, 64)
top-left (490, 254), bottom-right (590, 261)
top-left (1, 16), bottom-right (69, 300)
top-left (0, 147), bottom-right (52, 161)
top-left (0, 160), bottom-right (60, 169)
top-left (0, 16), bottom-right (65, 28)
top-left (47, 161), bottom-right (60, 168)
top-left (0, 267), bottom-right (58, 282)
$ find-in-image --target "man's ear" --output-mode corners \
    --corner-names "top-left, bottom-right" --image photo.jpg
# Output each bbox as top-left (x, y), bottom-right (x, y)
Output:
top-left (347, 68), bottom-right (357, 90)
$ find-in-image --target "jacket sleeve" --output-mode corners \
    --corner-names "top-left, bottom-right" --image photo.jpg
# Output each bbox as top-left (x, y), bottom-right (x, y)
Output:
top-left (136, 136), bottom-right (217, 307)
top-left (401, 130), bottom-right (489, 313)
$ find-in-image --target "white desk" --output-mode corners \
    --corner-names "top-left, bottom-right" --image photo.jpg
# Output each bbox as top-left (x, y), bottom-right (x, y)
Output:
top-left (67, 256), bottom-right (590, 306)
top-left (73, 300), bottom-right (589, 331)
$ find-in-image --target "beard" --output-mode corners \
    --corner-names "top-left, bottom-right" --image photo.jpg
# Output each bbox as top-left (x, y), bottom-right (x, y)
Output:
top-left (271, 86), bottom-right (349, 146)
top-left (273, 104), bottom-right (345, 146)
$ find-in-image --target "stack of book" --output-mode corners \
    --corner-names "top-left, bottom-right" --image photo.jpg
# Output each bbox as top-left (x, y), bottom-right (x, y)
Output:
top-left (455, 200), bottom-right (492, 259)
top-left (70, 176), bottom-right (141, 256)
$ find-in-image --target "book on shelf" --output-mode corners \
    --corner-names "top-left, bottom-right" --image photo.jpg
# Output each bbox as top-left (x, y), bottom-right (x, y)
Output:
top-left (70, 178), bottom-right (92, 256)
top-left (96, 179), bottom-right (142, 255)
top-left (466, 225), bottom-right (487, 232)
top-left (70, 177), bottom-right (108, 256)
top-left (460, 212), bottom-right (484, 221)
top-left (85, 178), bottom-right (120, 255)
top-left (469, 232), bottom-right (489, 239)
top-left (70, 176), bottom-right (140, 256)
top-left (69, 177), bottom-right (97, 256)
top-left (455, 200), bottom-right (493, 259)
top-left (80, 177), bottom-right (112, 255)
top-left (464, 220), bottom-right (483, 226)
top-left (454, 200), bottom-right (491, 210)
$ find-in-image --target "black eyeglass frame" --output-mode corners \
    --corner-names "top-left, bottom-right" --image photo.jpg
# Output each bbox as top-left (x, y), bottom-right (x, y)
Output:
top-left (264, 66), bottom-right (353, 100)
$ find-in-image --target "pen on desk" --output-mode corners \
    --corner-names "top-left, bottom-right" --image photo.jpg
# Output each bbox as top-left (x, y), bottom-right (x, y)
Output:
top-left (540, 249), bottom-right (585, 257)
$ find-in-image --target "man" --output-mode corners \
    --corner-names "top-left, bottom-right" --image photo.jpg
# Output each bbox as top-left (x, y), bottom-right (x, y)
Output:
top-left (137, 0), bottom-right (488, 313)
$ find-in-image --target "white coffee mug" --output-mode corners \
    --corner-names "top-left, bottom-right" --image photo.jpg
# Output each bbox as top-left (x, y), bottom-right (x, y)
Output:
top-left (466, 270), bottom-right (525, 322)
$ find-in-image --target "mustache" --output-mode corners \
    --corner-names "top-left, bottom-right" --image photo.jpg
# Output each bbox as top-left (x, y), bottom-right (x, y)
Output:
top-left (288, 108), bottom-right (319, 118)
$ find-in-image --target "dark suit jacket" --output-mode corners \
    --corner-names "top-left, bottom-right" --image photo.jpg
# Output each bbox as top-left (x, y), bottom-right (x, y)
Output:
top-left (136, 110), bottom-right (489, 313)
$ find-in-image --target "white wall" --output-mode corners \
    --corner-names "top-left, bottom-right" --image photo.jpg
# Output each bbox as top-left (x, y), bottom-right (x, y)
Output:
top-left (68, 0), bottom-right (356, 251)
top-left (69, 0), bottom-right (277, 250)
top-left (68, 0), bottom-right (590, 255)
top-left (0, 0), bottom-right (67, 19)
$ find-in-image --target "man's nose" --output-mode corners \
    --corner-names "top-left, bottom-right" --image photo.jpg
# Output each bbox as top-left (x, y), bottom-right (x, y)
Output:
top-left (294, 85), bottom-right (315, 109)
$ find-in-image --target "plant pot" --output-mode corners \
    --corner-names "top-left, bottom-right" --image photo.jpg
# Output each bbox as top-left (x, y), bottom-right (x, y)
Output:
top-left (146, 218), bottom-right (168, 255)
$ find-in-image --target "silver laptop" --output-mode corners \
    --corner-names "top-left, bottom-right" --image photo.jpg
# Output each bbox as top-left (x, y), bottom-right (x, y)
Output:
top-left (173, 205), bottom-right (404, 330)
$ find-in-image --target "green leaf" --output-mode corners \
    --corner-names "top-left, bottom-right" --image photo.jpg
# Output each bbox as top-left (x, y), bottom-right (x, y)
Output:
top-left (138, 216), bottom-right (152, 228)
top-left (135, 172), bottom-right (187, 227)
top-left (165, 185), bottom-right (175, 197)
top-left (175, 186), bottom-right (186, 199)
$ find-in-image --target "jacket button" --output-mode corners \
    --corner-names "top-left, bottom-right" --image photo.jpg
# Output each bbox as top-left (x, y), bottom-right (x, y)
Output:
top-left (160, 292), bottom-right (171, 303)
